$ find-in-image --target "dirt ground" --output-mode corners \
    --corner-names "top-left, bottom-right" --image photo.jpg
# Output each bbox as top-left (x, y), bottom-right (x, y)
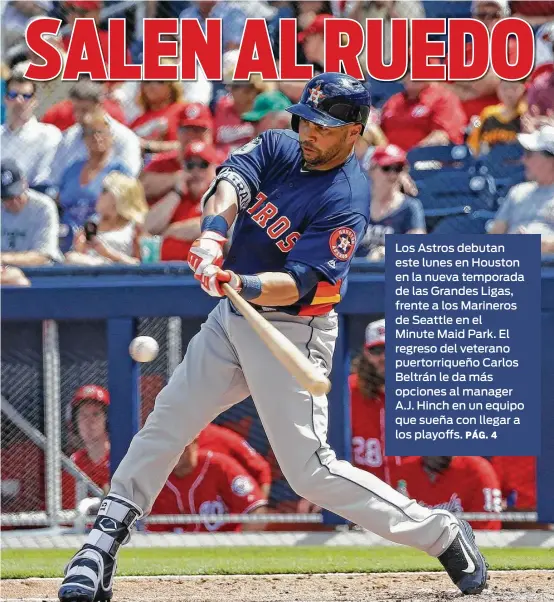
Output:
top-left (2, 570), bottom-right (553, 602)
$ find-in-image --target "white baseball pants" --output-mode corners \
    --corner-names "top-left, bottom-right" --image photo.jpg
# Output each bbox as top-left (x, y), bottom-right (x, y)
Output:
top-left (110, 299), bottom-right (459, 556)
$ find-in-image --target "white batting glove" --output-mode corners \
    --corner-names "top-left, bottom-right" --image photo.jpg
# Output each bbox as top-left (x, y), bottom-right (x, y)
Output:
top-left (187, 232), bottom-right (227, 276)
top-left (199, 265), bottom-right (242, 297)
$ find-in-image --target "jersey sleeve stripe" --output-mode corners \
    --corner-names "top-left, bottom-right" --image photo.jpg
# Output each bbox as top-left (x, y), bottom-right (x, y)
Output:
top-left (311, 280), bottom-right (341, 304)
top-left (312, 294), bottom-right (342, 304)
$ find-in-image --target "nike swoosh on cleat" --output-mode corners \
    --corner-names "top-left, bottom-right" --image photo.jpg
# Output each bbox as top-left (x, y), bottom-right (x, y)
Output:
top-left (459, 536), bottom-right (476, 574)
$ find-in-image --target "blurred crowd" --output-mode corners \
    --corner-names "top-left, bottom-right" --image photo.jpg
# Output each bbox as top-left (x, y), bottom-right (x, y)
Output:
top-left (1, 1), bottom-right (554, 283)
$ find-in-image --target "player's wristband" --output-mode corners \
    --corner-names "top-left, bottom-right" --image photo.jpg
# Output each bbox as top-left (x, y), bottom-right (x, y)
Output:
top-left (239, 275), bottom-right (263, 300)
top-left (201, 215), bottom-right (229, 238)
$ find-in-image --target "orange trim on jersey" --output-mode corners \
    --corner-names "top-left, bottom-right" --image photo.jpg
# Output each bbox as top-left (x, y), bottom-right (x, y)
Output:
top-left (311, 280), bottom-right (341, 305)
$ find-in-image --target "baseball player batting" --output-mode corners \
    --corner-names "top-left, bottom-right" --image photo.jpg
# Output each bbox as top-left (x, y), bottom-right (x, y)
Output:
top-left (58, 73), bottom-right (488, 601)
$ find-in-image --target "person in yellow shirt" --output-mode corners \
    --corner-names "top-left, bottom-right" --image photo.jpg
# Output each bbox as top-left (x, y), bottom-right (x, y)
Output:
top-left (468, 79), bottom-right (527, 155)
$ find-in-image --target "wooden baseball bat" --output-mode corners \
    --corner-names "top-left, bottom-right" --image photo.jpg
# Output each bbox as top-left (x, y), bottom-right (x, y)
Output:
top-left (222, 284), bottom-right (331, 397)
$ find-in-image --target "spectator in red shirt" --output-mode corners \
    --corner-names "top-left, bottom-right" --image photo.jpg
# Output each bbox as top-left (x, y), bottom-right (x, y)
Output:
top-left (144, 141), bottom-right (223, 261)
top-left (349, 318), bottom-right (403, 485)
top-left (140, 103), bottom-right (214, 203)
top-left (213, 50), bottom-right (275, 156)
top-left (390, 456), bottom-right (502, 530)
top-left (42, 79), bottom-right (126, 132)
top-left (130, 80), bottom-right (186, 155)
top-left (67, 385), bottom-right (111, 493)
top-left (448, 1), bottom-right (517, 124)
top-left (198, 423), bottom-right (272, 498)
top-left (149, 439), bottom-right (267, 532)
top-left (490, 456), bottom-right (536, 510)
top-left (380, 68), bottom-right (466, 151)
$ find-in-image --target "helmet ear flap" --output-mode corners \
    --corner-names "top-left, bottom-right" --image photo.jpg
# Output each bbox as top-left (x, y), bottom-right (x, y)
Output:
top-left (291, 114), bottom-right (300, 133)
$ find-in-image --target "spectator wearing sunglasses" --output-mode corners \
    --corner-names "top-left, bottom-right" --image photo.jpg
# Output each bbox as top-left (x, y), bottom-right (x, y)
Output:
top-left (0, 73), bottom-right (62, 190)
top-left (349, 319), bottom-right (402, 485)
top-left (379, 66), bottom-right (466, 152)
top-left (446, 1), bottom-right (517, 125)
top-left (144, 141), bottom-right (223, 262)
top-left (48, 81), bottom-right (140, 187)
top-left (357, 146), bottom-right (426, 262)
top-left (489, 126), bottom-right (554, 254)
top-left (140, 103), bottom-right (214, 203)
top-left (57, 111), bottom-right (130, 253)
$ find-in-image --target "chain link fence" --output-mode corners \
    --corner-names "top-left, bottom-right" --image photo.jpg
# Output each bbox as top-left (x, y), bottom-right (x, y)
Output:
top-left (1, 314), bottom-right (328, 532)
top-left (3, 312), bottom-right (540, 535)
top-left (1, 320), bottom-right (46, 517)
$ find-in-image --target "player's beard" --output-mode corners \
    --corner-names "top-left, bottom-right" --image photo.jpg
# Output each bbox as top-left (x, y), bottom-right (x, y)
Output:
top-left (301, 130), bottom-right (349, 168)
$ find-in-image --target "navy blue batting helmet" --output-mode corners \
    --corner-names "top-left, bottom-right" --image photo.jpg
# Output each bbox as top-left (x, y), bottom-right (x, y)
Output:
top-left (286, 72), bottom-right (371, 134)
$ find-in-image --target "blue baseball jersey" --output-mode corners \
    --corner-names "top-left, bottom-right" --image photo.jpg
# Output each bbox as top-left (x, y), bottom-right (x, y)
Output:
top-left (217, 129), bottom-right (370, 316)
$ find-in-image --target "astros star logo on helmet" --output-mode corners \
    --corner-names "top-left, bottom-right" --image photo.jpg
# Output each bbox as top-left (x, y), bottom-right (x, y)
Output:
top-left (308, 85), bottom-right (325, 107)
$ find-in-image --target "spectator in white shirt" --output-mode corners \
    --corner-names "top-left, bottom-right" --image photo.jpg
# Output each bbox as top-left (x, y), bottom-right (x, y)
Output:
top-left (1, 159), bottom-right (62, 266)
top-left (489, 126), bottom-right (554, 255)
top-left (50, 80), bottom-right (142, 186)
top-left (0, 73), bottom-right (62, 190)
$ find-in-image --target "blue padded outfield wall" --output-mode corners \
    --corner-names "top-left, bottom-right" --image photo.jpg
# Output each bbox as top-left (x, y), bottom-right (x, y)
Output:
top-left (2, 261), bottom-right (553, 523)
